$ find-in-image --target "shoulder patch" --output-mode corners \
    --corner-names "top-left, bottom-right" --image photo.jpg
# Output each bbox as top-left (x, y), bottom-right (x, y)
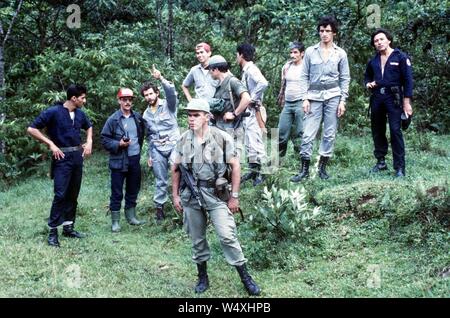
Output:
top-left (406, 58), bottom-right (411, 66)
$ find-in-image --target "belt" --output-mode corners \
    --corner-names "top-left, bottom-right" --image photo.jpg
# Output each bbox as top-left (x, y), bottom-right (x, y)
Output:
top-left (152, 139), bottom-right (176, 145)
top-left (197, 179), bottom-right (216, 188)
top-left (60, 145), bottom-right (82, 152)
top-left (309, 81), bottom-right (339, 90)
top-left (373, 86), bottom-right (400, 95)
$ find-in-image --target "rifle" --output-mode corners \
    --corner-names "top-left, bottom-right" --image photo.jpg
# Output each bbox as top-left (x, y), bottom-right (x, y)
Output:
top-left (232, 111), bottom-right (251, 129)
top-left (179, 164), bottom-right (203, 207)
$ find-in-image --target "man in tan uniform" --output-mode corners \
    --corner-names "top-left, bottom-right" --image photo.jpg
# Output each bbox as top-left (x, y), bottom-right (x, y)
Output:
top-left (171, 99), bottom-right (260, 296)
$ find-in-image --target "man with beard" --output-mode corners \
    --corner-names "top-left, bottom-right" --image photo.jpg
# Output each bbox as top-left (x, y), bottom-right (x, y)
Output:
top-left (142, 65), bottom-right (180, 221)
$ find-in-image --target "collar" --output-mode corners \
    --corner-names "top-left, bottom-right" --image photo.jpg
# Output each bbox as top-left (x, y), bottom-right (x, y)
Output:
top-left (197, 63), bottom-right (208, 71)
top-left (313, 42), bottom-right (338, 50)
top-left (147, 98), bottom-right (163, 110)
top-left (187, 127), bottom-right (213, 145)
top-left (114, 109), bottom-right (135, 120)
top-left (218, 74), bottom-right (232, 86)
top-left (120, 112), bottom-right (134, 119)
top-left (242, 61), bottom-right (254, 72)
top-left (376, 47), bottom-right (400, 56)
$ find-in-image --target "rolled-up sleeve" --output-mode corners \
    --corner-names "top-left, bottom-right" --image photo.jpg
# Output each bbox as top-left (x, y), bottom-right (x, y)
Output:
top-left (182, 69), bottom-right (194, 87)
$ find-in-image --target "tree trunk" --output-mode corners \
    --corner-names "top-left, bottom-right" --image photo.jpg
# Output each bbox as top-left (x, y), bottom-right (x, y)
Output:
top-left (0, 23), bottom-right (4, 103)
top-left (167, 0), bottom-right (174, 59)
top-left (156, 0), bottom-right (166, 54)
top-left (0, 0), bottom-right (24, 103)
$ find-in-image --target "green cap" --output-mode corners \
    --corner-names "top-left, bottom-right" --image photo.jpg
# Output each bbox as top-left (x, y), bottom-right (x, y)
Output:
top-left (206, 55), bottom-right (228, 69)
top-left (185, 98), bottom-right (211, 114)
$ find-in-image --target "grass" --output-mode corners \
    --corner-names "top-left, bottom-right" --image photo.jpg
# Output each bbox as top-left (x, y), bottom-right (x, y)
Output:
top-left (0, 132), bottom-right (449, 298)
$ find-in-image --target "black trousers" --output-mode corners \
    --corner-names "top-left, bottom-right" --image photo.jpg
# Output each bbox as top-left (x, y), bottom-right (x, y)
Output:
top-left (48, 151), bottom-right (83, 228)
top-left (370, 93), bottom-right (405, 170)
top-left (109, 155), bottom-right (141, 211)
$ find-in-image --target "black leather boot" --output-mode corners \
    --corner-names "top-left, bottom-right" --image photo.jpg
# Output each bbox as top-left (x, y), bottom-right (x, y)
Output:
top-left (241, 163), bottom-right (256, 184)
top-left (370, 157), bottom-right (388, 173)
top-left (156, 205), bottom-right (165, 221)
top-left (195, 262), bottom-right (209, 293)
top-left (252, 163), bottom-right (265, 186)
top-left (62, 224), bottom-right (86, 238)
top-left (318, 156), bottom-right (330, 180)
top-left (48, 228), bottom-right (60, 247)
top-left (290, 158), bottom-right (310, 183)
top-left (279, 142), bottom-right (288, 158)
top-left (235, 264), bottom-right (261, 296)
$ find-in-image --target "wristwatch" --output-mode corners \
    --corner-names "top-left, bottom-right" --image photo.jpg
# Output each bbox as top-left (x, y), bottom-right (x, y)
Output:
top-left (231, 192), bottom-right (239, 199)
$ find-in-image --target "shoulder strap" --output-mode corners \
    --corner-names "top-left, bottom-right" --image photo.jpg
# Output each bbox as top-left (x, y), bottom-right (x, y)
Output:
top-left (210, 128), bottom-right (228, 179)
top-left (227, 76), bottom-right (236, 110)
top-left (282, 61), bottom-right (293, 78)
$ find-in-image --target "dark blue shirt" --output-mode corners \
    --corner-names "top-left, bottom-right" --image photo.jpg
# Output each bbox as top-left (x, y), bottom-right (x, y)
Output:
top-left (30, 103), bottom-right (92, 147)
top-left (364, 48), bottom-right (413, 97)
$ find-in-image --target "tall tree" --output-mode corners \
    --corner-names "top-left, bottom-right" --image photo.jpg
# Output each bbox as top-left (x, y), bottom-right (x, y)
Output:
top-left (0, 0), bottom-right (24, 103)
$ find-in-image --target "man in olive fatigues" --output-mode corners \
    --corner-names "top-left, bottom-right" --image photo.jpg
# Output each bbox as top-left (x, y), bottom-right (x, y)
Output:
top-left (171, 99), bottom-right (260, 296)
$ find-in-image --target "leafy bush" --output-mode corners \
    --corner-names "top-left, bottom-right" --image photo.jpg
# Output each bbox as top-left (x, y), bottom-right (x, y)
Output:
top-left (315, 180), bottom-right (449, 229)
top-left (0, 117), bottom-right (48, 188)
top-left (248, 185), bottom-right (321, 240)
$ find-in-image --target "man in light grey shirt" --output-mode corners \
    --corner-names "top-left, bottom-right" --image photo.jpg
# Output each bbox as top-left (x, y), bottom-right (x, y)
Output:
top-left (182, 42), bottom-right (219, 101)
top-left (236, 43), bottom-right (268, 186)
top-left (142, 65), bottom-right (180, 221)
top-left (291, 15), bottom-right (350, 182)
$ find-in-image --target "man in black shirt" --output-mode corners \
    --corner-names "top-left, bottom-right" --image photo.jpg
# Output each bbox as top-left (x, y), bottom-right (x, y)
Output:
top-left (27, 84), bottom-right (93, 247)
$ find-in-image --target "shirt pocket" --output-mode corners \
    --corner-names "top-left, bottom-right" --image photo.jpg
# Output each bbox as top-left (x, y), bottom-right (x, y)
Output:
top-left (327, 55), bottom-right (341, 78)
top-left (310, 57), bottom-right (323, 78)
top-left (158, 111), bottom-right (174, 128)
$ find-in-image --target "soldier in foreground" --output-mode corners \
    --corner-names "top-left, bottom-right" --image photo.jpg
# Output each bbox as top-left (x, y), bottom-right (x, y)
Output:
top-left (171, 99), bottom-right (261, 296)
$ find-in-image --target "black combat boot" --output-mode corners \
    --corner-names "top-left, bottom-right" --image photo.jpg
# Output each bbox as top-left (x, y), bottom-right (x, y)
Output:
top-left (62, 224), bottom-right (86, 238)
top-left (235, 264), bottom-right (261, 296)
top-left (370, 157), bottom-right (388, 173)
top-left (290, 158), bottom-right (310, 183)
top-left (194, 262), bottom-right (209, 293)
top-left (156, 205), bottom-right (165, 221)
top-left (318, 156), bottom-right (330, 180)
top-left (241, 163), bottom-right (256, 184)
top-left (48, 228), bottom-right (60, 247)
top-left (279, 142), bottom-right (288, 158)
top-left (252, 163), bottom-right (265, 186)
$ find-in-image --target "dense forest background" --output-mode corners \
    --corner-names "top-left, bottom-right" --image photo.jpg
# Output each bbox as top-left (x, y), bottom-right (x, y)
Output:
top-left (0, 0), bottom-right (448, 184)
top-left (0, 1), bottom-right (448, 298)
